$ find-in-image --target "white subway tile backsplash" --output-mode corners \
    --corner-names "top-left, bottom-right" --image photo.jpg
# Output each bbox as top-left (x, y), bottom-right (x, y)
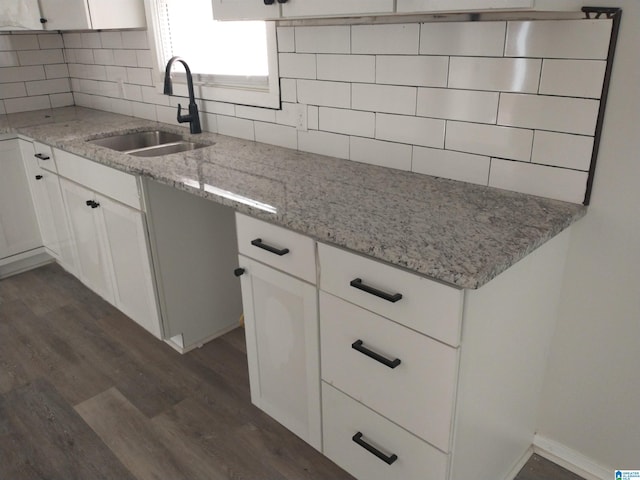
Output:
top-left (156, 104), bottom-right (177, 124)
top-left (0, 65), bottom-right (45, 83)
top-left (539, 59), bottom-right (606, 99)
top-left (202, 100), bottom-right (235, 116)
top-left (114, 49), bottom-right (138, 67)
top-left (132, 101), bottom-right (157, 121)
top-left (352, 83), bottom-right (416, 115)
top-left (376, 113), bottom-right (444, 148)
top-left (317, 55), bottom-right (375, 83)
top-left (498, 93), bottom-right (600, 136)
top-left (136, 50), bottom-right (153, 69)
top-left (17, 49), bottom-right (64, 66)
top-left (412, 147), bottom-right (490, 186)
top-left (201, 112), bottom-right (218, 133)
top-left (319, 107), bottom-right (375, 137)
top-left (376, 55), bottom-right (448, 87)
top-left (295, 26), bottom-right (350, 54)
top-left (275, 102), bottom-right (299, 127)
top-left (298, 130), bottom-right (349, 159)
top-left (84, 65), bottom-right (107, 81)
top-left (532, 131), bottom-right (594, 171)
top-left (489, 158), bottom-right (588, 203)
top-left (93, 49), bottom-right (115, 66)
top-left (297, 79), bottom-right (350, 108)
top-left (448, 57), bottom-right (541, 93)
top-left (505, 20), bottom-right (612, 60)
top-left (125, 67), bottom-right (153, 86)
top-left (111, 97), bottom-right (133, 116)
top-left (352, 24), bottom-right (420, 55)
top-left (121, 31), bottom-right (148, 50)
top-left (420, 21), bottom-right (505, 57)
top-left (217, 115), bottom-right (255, 141)
top-left (255, 121), bottom-right (298, 149)
top-left (81, 33), bottom-right (101, 49)
top-left (0, 82), bottom-right (27, 99)
top-left (100, 32), bottom-right (123, 49)
top-left (277, 27), bottom-right (295, 53)
top-left (0, 101), bottom-right (4, 114)
top-left (123, 83), bottom-right (143, 102)
top-left (25, 78), bottom-right (70, 96)
top-left (4, 95), bottom-right (50, 113)
top-left (0, 52), bottom-right (18, 67)
top-left (76, 49), bottom-right (95, 64)
top-left (50, 92), bottom-right (74, 108)
top-left (446, 121), bottom-right (533, 162)
top-left (62, 33), bottom-right (82, 49)
top-left (350, 137), bottom-right (412, 171)
top-left (37, 34), bottom-right (64, 50)
top-left (236, 105), bottom-right (277, 123)
top-left (105, 65), bottom-right (127, 82)
top-left (417, 88), bottom-right (498, 123)
top-left (308, 105), bottom-right (319, 130)
top-left (45, 63), bottom-right (69, 79)
top-left (278, 53), bottom-right (316, 79)
top-left (5, 35), bottom-right (39, 51)
top-left (280, 78), bottom-right (297, 102)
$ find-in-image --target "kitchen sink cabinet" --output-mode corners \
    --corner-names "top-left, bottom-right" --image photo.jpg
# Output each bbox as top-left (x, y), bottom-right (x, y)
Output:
top-left (38, 0), bottom-right (145, 30)
top-left (235, 213), bottom-right (322, 450)
top-left (212, 0), bottom-right (579, 20)
top-left (0, 138), bottom-right (42, 273)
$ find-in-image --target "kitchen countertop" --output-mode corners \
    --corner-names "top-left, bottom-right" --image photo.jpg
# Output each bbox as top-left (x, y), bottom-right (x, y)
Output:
top-left (1, 106), bottom-right (586, 289)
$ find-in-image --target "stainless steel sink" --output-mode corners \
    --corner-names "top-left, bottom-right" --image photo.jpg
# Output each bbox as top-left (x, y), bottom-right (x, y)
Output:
top-left (88, 130), bottom-right (212, 156)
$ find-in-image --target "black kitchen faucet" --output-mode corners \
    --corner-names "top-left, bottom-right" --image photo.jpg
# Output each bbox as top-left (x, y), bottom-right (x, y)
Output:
top-left (163, 56), bottom-right (202, 134)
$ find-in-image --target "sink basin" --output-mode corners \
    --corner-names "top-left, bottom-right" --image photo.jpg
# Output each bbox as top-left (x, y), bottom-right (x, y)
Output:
top-left (88, 130), bottom-right (212, 156)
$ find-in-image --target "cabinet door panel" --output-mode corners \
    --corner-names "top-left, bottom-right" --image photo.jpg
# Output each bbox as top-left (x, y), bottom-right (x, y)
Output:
top-left (99, 194), bottom-right (161, 338)
top-left (212, 0), bottom-right (281, 20)
top-left (60, 179), bottom-right (114, 303)
top-left (397, 0), bottom-right (532, 13)
top-left (282, 0), bottom-right (394, 18)
top-left (39, 0), bottom-right (91, 30)
top-left (0, 139), bottom-right (41, 259)
top-left (239, 255), bottom-right (321, 449)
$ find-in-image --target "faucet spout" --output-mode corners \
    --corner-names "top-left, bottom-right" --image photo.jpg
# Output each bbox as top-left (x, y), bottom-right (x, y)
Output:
top-left (164, 56), bottom-right (202, 134)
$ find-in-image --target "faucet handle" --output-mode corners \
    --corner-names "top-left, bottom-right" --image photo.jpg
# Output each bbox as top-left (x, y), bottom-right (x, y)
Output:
top-left (177, 103), bottom-right (189, 124)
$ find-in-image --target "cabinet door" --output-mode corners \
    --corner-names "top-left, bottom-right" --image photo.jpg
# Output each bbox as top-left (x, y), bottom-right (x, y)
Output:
top-left (282, 0), bottom-right (394, 18)
top-left (238, 255), bottom-right (321, 450)
top-left (0, 139), bottom-right (41, 260)
top-left (98, 194), bottom-right (161, 338)
top-left (0, 0), bottom-right (43, 30)
top-left (397, 0), bottom-right (533, 13)
top-left (211, 0), bottom-right (281, 20)
top-left (39, 0), bottom-right (91, 30)
top-left (60, 178), bottom-right (114, 303)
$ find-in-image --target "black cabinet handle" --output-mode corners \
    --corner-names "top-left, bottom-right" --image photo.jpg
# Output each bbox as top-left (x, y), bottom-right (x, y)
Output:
top-left (85, 200), bottom-right (100, 209)
top-left (34, 153), bottom-right (50, 160)
top-left (234, 268), bottom-right (245, 277)
top-left (349, 278), bottom-right (402, 303)
top-left (86, 200), bottom-right (93, 207)
top-left (352, 432), bottom-right (398, 465)
top-left (40, 17), bottom-right (47, 24)
top-left (35, 175), bottom-right (43, 180)
top-left (263, 0), bottom-right (275, 4)
top-left (277, 0), bottom-right (288, 3)
top-left (251, 238), bottom-right (290, 256)
top-left (352, 340), bottom-right (401, 369)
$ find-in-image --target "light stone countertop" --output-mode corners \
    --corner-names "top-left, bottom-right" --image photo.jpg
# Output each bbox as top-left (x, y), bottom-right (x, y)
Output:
top-left (2, 106), bottom-right (587, 289)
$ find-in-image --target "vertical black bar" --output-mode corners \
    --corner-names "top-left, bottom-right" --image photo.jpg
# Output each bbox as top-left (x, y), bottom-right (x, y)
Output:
top-left (583, 7), bottom-right (622, 205)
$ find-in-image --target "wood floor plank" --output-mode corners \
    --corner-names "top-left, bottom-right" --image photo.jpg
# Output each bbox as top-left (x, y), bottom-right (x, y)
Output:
top-left (0, 378), bottom-right (135, 480)
top-left (74, 387), bottom-right (196, 480)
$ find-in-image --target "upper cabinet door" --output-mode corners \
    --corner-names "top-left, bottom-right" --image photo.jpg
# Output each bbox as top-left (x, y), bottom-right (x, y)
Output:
top-left (211, 0), bottom-right (281, 21)
top-left (281, 0), bottom-right (394, 18)
top-left (396, 0), bottom-right (581, 13)
top-left (39, 0), bottom-right (145, 30)
top-left (0, 0), bottom-right (43, 30)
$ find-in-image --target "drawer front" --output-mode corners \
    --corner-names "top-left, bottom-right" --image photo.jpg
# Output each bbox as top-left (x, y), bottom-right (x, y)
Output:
top-left (321, 292), bottom-right (457, 452)
top-left (322, 382), bottom-right (448, 480)
top-left (54, 149), bottom-right (141, 210)
top-left (33, 141), bottom-right (56, 172)
top-left (318, 242), bottom-right (463, 346)
top-left (236, 213), bottom-right (316, 284)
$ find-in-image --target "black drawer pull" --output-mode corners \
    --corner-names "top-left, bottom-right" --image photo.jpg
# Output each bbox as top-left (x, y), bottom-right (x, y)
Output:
top-left (350, 278), bottom-right (402, 303)
top-left (352, 340), bottom-right (401, 369)
top-left (85, 200), bottom-right (100, 209)
top-left (34, 153), bottom-right (50, 160)
top-left (251, 238), bottom-right (290, 256)
top-left (352, 432), bottom-right (398, 465)
top-left (35, 175), bottom-right (43, 180)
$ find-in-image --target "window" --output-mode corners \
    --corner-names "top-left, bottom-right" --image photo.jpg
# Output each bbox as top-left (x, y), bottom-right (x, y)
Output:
top-left (147, 0), bottom-right (280, 108)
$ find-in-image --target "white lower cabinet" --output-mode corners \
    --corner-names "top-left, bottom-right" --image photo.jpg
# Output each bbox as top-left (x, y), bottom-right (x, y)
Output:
top-left (235, 214), bottom-right (321, 450)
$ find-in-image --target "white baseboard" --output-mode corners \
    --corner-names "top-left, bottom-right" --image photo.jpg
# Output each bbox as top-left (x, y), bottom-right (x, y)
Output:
top-left (534, 434), bottom-right (613, 480)
top-left (504, 445), bottom-right (535, 480)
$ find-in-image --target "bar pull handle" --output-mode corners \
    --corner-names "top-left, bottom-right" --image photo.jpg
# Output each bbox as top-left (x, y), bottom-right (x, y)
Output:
top-left (350, 278), bottom-right (402, 303)
top-left (352, 432), bottom-right (398, 465)
top-left (34, 153), bottom-right (50, 160)
top-left (352, 340), bottom-right (401, 369)
top-left (251, 238), bottom-right (290, 256)
top-left (35, 175), bottom-right (43, 180)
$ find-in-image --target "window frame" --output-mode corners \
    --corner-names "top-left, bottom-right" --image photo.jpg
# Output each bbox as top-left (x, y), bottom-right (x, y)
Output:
top-left (144, 0), bottom-right (280, 109)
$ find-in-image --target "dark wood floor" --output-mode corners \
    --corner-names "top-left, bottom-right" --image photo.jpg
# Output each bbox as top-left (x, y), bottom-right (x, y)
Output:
top-left (0, 263), bottom-right (585, 480)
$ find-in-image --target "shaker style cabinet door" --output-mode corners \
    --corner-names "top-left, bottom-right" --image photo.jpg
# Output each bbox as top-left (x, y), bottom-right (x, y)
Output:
top-left (0, 139), bottom-right (41, 260)
top-left (237, 255), bottom-right (321, 450)
top-left (211, 0), bottom-right (281, 20)
top-left (281, 0), bottom-right (394, 18)
top-left (39, 0), bottom-right (145, 30)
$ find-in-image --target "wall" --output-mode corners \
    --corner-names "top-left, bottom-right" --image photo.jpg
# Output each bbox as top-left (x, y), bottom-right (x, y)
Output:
top-left (64, 18), bottom-right (612, 204)
top-left (536, 0), bottom-right (640, 473)
top-left (0, 32), bottom-right (73, 113)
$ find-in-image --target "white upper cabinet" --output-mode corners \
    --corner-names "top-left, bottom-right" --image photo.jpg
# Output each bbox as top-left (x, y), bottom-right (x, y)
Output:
top-left (0, 0), bottom-right (42, 30)
top-left (39, 0), bottom-right (145, 30)
top-left (212, 0), bottom-right (581, 21)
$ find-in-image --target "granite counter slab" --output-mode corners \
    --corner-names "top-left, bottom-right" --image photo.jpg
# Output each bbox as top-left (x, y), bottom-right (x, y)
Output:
top-left (2, 106), bottom-right (586, 289)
